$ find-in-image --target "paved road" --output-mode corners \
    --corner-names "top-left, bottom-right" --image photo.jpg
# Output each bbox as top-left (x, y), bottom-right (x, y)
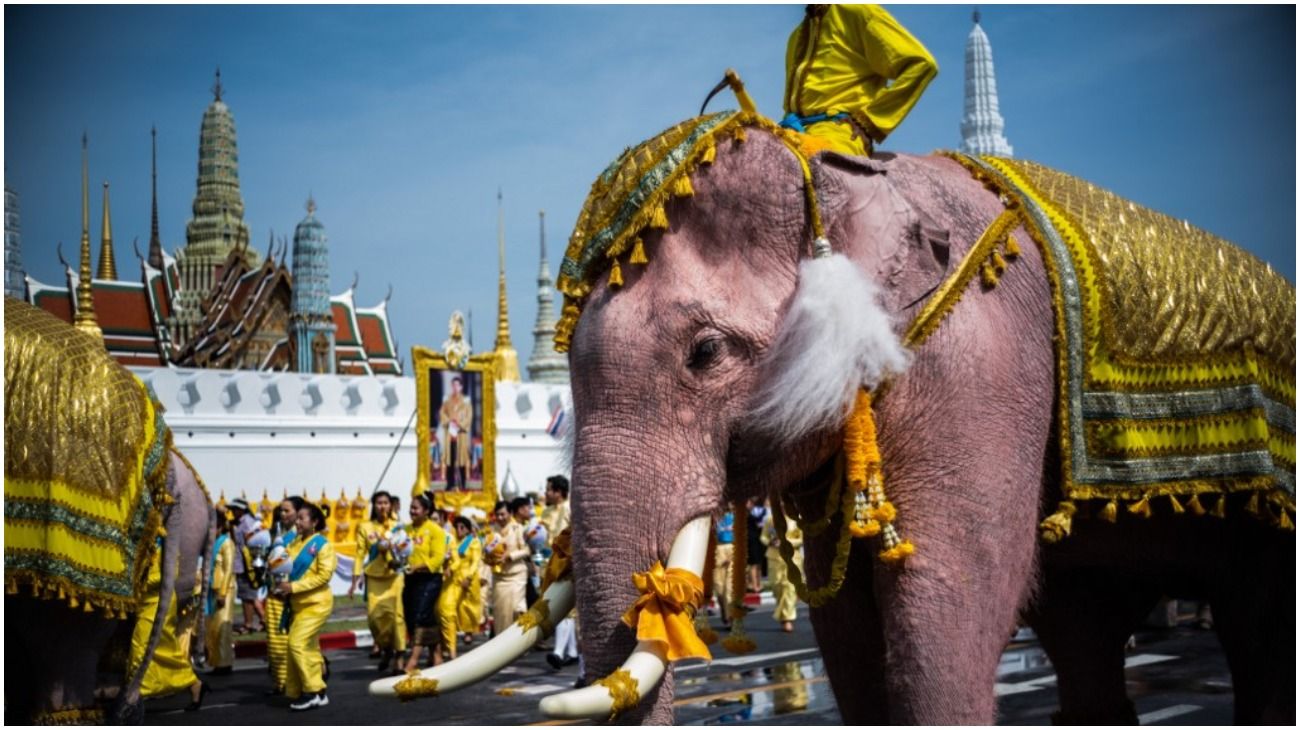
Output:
top-left (144, 609), bottom-right (1234, 725)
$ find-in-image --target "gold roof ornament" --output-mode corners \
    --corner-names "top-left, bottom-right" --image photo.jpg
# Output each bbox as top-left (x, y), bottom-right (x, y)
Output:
top-left (98, 181), bottom-right (118, 280)
top-left (443, 310), bottom-right (471, 370)
top-left (73, 133), bottom-right (102, 340)
top-left (494, 188), bottom-right (521, 382)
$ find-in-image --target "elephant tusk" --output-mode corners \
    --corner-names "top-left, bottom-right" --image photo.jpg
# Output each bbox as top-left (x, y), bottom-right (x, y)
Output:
top-left (538, 515), bottom-right (712, 721)
top-left (368, 578), bottom-right (575, 699)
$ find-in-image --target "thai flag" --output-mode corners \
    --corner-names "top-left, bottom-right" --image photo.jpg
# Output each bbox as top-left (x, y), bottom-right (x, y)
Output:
top-left (546, 403), bottom-right (569, 439)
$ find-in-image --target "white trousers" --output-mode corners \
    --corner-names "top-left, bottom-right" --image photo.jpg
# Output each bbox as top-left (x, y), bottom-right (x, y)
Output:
top-left (553, 616), bottom-right (579, 660)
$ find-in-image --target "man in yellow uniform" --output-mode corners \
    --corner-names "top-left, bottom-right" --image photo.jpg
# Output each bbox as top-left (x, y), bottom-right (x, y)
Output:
top-left (782, 4), bottom-right (937, 157)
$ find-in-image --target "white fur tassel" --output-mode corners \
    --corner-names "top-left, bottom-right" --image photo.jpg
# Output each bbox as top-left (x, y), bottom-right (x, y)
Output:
top-left (749, 253), bottom-right (911, 445)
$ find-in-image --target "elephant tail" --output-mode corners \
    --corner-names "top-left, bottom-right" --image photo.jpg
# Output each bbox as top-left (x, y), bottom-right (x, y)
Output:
top-left (116, 491), bottom-right (182, 716)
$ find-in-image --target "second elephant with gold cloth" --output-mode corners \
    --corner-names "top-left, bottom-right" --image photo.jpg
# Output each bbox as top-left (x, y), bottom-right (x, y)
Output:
top-left (783, 4), bottom-right (937, 156)
top-left (438, 515), bottom-right (484, 658)
top-left (351, 491), bottom-right (406, 672)
top-left (273, 503), bottom-right (337, 712)
top-left (760, 508), bottom-right (804, 632)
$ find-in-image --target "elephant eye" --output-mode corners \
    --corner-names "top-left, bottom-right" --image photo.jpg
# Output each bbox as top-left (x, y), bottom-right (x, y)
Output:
top-left (686, 335), bottom-right (725, 371)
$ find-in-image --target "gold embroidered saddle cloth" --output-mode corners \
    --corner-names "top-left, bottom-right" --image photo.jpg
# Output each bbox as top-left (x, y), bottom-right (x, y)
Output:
top-left (4, 298), bottom-right (172, 618)
top-left (949, 155), bottom-right (1296, 520)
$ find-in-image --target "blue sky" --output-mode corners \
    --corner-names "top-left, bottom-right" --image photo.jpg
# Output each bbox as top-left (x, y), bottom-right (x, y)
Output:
top-left (5, 5), bottom-right (1295, 373)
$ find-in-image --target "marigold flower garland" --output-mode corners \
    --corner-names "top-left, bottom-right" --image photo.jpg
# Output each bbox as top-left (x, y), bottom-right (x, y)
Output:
top-left (721, 500), bottom-right (757, 654)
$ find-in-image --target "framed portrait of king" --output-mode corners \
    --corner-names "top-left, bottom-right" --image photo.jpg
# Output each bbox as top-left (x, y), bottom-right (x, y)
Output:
top-left (412, 340), bottom-right (498, 515)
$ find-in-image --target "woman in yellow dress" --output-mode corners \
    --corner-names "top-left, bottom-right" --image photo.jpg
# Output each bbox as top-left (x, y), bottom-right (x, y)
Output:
top-left (437, 515), bottom-right (483, 659)
top-left (400, 494), bottom-right (449, 673)
top-left (204, 511), bottom-right (236, 674)
top-left (129, 541), bottom-right (207, 710)
top-left (350, 490), bottom-right (406, 673)
top-left (264, 496), bottom-right (303, 695)
top-left (272, 500), bottom-right (336, 712)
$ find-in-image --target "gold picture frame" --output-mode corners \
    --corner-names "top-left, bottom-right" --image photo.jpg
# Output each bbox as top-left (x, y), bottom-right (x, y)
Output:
top-left (412, 344), bottom-right (498, 516)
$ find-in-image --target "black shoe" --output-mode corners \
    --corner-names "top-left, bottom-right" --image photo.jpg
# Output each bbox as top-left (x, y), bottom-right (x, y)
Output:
top-left (564, 656), bottom-right (580, 667)
top-left (184, 682), bottom-right (209, 712)
top-left (208, 666), bottom-right (233, 676)
top-left (546, 653), bottom-right (564, 671)
top-left (378, 650), bottom-right (393, 674)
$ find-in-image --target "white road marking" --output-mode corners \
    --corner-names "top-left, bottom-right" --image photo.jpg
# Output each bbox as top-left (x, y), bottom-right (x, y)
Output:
top-left (491, 682), bottom-right (573, 696)
top-left (1125, 653), bottom-right (1178, 668)
top-left (995, 654), bottom-right (1177, 696)
top-left (1138, 704), bottom-right (1201, 724)
top-left (677, 647), bottom-right (821, 672)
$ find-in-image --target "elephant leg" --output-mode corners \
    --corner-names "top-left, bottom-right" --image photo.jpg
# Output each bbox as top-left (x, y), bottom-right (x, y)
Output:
top-left (1026, 566), bottom-right (1159, 725)
top-left (6, 598), bottom-right (119, 722)
top-left (1211, 527), bottom-right (1296, 724)
top-left (807, 537), bottom-right (888, 723)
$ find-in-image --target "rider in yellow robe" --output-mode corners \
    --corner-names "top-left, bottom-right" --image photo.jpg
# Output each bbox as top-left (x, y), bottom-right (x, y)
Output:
top-left (277, 510), bottom-right (337, 711)
top-left (129, 547), bottom-right (203, 702)
top-left (438, 516), bottom-right (483, 658)
top-left (783, 4), bottom-right (937, 156)
top-left (352, 495), bottom-right (406, 671)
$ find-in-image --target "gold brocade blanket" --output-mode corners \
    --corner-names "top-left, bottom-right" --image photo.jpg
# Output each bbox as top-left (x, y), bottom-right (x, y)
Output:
top-left (947, 155), bottom-right (1295, 518)
top-left (4, 298), bottom-right (173, 618)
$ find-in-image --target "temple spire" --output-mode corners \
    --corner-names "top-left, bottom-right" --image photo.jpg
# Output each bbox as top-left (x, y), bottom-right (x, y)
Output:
top-left (212, 67), bottom-right (224, 102)
top-left (526, 209), bottom-right (569, 383)
top-left (493, 188), bottom-right (520, 382)
top-left (74, 133), bottom-right (101, 338)
top-left (97, 181), bottom-right (117, 280)
top-left (960, 9), bottom-right (1013, 157)
top-left (148, 126), bottom-right (164, 268)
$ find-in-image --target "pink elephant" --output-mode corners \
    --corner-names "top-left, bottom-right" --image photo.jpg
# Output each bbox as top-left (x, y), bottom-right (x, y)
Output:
top-left (548, 115), bottom-right (1294, 724)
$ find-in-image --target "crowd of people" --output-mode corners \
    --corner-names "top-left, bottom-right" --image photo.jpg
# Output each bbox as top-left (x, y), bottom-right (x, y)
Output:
top-left (129, 479), bottom-right (809, 715)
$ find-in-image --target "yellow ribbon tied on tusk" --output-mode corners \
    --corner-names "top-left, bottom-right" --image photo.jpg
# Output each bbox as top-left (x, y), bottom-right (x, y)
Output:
top-left (620, 562), bottom-right (711, 662)
top-left (539, 528), bottom-right (573, 594)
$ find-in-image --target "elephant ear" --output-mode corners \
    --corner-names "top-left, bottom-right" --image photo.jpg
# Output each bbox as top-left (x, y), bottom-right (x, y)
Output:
top-left (813, 151), bottom-right (951, 316)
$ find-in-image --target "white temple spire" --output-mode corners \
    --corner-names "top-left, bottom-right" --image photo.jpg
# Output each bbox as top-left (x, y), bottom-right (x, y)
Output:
top-left (960, 9), bottom-right (1014, 157)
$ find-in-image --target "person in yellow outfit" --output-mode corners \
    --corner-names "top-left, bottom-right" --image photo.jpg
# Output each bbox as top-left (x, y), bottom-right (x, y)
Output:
top-left (782, 4), bottom-right (937, 156)
top-left (760, 503), bottom-right (804, 633)
top-left (438, 515), bottom-right (483, 659)
top-left (350, 490), bottom-right (406, 673)
top-left (272, 501), bottom-right (336, 712)
top-left (204, 511), bottom-right (236, 674)
top-left (264, 496), bottom-right (303, 695)
top-left (401, 494), bottom-right (449, 673)
top-left (129, 542), bottom-right (207, 710)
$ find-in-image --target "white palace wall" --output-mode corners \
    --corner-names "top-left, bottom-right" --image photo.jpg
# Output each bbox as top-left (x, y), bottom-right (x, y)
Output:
top-left (131, 367), bottom-right (572, 505)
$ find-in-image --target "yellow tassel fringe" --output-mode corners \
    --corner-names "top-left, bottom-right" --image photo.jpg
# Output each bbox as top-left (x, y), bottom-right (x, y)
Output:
top-left (649, 205), bottom-right (669, 230)
top-left (1185, 494), bottom-right (1206, 516)
top-left (672, 175), bottom-right (694, 198)
top-left (1039, 501), bottom-right (1076, 543)
top-left (981, 262), bottom-right (999, 288)
top-left (1099, 500), bottom-right (1118, 523)
top-left (608, 259), bottom-right (623, 288)
top-left (701, 142), bottom-right (717, 165)
top-left (1280, 510), bottom-right (1295, 531)
top-left (630, 238), bottom-right (648, 265)
top-left (1211, 494), bottom-right (1227, 518)
top-left (1128, 496), bottom-right (1152, 518)
top-left (1168, 494), bottom-right (1185, 514)
top-left (1004, 235), bottom-right (1021, 257)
